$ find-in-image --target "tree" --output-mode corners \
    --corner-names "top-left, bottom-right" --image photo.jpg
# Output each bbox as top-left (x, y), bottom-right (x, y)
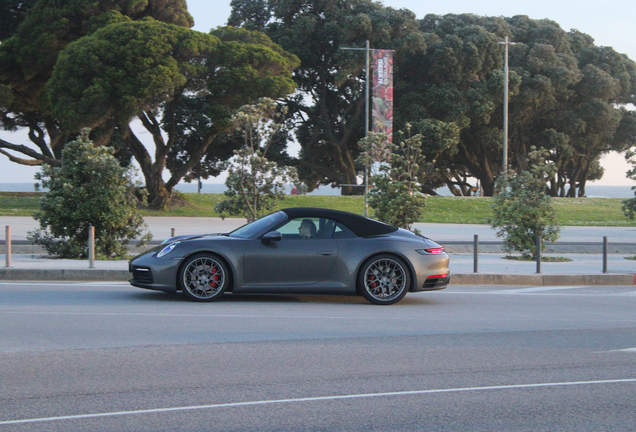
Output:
top-left (27, 129), bottom-right (151, 259)
top-left (46, 24), bottom-right (299, 209)
top-left (0, 0), bottom-right (193, 168)
top-left (490, 147), bottom-right (560, 258)
top-left (622, 146), bottom-right (636, 220)
top-left (398, 14), bottom-right (636, 196)
top-left (214, 98), bottom-right (297, 222)
top-left (356, 129), bottom-right (426, 230)
top-left (0, 0), bottom-right (37, 41)
top-left (397, 14), bottom-right (518, 196)
top-left (229, 0), bottom-right (426, 194)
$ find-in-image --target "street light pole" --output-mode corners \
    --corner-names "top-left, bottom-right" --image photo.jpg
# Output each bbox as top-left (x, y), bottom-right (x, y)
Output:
top-left (341, 40), bottom-right (371, 217)
top-left (364, 40), bottom-right (370, 217)
top-left (498, 36), bottom-right (516, 176)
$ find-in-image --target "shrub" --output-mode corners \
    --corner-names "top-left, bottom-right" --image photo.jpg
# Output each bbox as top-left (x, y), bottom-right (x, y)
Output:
top-left (622, 149), bottom-right (636, 219)
top-left (27, 130), bottom-right (151, 258)
top-left (490, 147), bottom-right (560, 258)
top-left (357, 130), bottom-right (426, 230)
top-left (215, 98), bottom-right (296, 222)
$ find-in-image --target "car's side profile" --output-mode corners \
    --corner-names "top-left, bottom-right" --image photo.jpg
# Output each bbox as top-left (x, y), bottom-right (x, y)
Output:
top-left (129, 208), bottom-right (450, 305)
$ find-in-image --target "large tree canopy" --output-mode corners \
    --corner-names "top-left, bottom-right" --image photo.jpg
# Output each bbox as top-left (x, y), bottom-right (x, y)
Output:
top-left (399, 14), bottom-right (636, 196)
top-left (47, 23), bottom-right (299, 208)
top-left (0, 0), bottom-right (193, 167)
top-left (229, 0), bottom-right (426, 194)
top-left (0, 0), bottom-right (38, 41)
top-left (1, 0), bottom-right (298, 209)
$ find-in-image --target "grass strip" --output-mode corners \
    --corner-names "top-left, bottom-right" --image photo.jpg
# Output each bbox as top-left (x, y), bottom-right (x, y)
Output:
top-left (2, 192), bottom-right (634, 227)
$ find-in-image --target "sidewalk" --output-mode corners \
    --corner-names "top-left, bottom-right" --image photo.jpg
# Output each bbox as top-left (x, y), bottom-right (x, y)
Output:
top-left (0, 217), bottom-right (634, 285)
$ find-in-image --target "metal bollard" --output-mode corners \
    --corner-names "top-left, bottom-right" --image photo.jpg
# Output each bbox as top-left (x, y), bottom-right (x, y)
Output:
top-left (88, 225), bottom-right (95, 269)
top-left (5, 226), bottom-right (11, 268)
top-left (603, 236), bottom-right (608, 274)
top-left (171, 228), bottom-right (177, 238)
top-left (535, 235), bottom-right (541, 274)
top-left (473, 235), bottom-right (479, 273)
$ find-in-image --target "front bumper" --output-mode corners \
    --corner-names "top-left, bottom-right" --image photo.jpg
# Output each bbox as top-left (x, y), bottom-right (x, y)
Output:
top-left (129, 255), bottom-right (181, 293)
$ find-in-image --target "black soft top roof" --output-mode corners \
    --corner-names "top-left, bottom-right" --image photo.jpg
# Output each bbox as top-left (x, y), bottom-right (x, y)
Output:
top-left (280, 208), bottom-right (398, 237)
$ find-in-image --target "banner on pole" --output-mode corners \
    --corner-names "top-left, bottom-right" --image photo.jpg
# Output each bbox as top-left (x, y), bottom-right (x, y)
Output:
top-left (372, 49), bottom-right (394, 143)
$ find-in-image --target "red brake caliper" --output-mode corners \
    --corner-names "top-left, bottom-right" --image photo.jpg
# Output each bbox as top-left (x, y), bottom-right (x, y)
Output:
top-left (210, 267), bottom-right (218, 288)
top-left (369, 275), bottom-right (378, 288)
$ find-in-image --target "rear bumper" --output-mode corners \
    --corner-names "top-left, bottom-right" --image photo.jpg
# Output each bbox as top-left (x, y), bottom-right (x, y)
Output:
top-left (413, 274), bottom-right (450, 292)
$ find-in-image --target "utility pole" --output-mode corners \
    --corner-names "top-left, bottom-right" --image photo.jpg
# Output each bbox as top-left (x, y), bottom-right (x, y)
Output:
top-left (340, 40), bottom-right (371, 217)
top-left (498, 36), bottom-right (516, 176)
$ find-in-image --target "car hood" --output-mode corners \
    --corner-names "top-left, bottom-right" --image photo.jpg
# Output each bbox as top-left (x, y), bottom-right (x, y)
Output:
top-left (161, 233), bottom-right (226, 244)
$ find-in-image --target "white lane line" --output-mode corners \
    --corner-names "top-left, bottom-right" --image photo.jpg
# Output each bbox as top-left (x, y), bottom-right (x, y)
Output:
top-left (494, 286), bottom-right (587, 294)
top-left (598, 348), bottom-right (636, 353)
top-left (1, 378), bottom-right (635, 426)
top-left (442, 291), bottom-right (636, 298)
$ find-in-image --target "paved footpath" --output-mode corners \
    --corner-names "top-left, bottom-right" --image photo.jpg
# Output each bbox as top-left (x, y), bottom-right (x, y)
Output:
top-left (0, 216), bottom-right (634, 285)
top-left (2, 216), bottom-right (635, 243)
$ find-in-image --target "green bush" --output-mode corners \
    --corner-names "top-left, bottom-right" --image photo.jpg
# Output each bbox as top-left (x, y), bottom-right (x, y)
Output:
top-left (27, 130), bottom-right (151, 258)
top-left (622, 149), bottom-right (636, 220)
top-left (490, 148), bottom-right (560, 258)
top-left (215, 99), bottom-right (296, 222)
top-left (358, 130), bottom-right (426, 230)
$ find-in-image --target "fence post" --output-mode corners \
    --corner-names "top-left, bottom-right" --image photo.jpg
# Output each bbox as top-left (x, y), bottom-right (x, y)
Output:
top-left (603, 236), bottom-right (608, 274)
top-left (171, 228), bottom-right (177, 238)
top-left (473, 235), bottom-right (479, 273)
top-left (5, 226), bottom-right (11, 268)
top-left (535, 235), bottom-right (541, 274)
top-left (88, 225), bottom-right (95, 269)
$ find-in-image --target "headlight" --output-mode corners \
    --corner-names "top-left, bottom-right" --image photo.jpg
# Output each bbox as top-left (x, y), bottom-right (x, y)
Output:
top-left (157, 242), bottom-right (180, 258)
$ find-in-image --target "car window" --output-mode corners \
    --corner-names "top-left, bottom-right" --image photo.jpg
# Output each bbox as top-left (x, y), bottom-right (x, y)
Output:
top-left (333, 222), bottom-right (357, 239)
top-left (229, 211), bottom-right (286, 238)
top-left (273, 217), bottom-right (338, 240)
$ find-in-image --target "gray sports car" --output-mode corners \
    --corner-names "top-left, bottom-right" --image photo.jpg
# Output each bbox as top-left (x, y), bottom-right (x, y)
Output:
top-left (129, 208), bottom-right (450, 305)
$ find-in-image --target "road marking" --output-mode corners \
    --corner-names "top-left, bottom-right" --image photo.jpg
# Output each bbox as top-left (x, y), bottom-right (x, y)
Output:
top-left (494, 286), bottom-right (587, 294)
top-left (598, 348), bottom-right (636, 353)
top-left (1, 378), bottom-right (635, 426)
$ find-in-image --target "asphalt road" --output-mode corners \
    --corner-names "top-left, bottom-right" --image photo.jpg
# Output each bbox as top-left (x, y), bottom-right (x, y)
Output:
top-left (1, 282), bottom-right (636, 431)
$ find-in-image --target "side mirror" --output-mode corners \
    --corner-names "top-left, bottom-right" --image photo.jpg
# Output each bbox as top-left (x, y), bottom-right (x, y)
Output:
top-left (261, 231), bottom-right (282, 243)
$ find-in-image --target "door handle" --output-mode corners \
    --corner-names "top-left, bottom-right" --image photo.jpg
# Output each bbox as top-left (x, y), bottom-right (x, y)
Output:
top-left (319, 250), bottom-right (335, 256)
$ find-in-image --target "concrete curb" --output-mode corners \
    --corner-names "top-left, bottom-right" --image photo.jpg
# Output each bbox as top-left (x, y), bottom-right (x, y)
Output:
top-left (1, 269), bottom-right (634, 285)
top-left (0, 269), bottom-right (131, 281)
top-left (451, 273), bottom-right (635, 286)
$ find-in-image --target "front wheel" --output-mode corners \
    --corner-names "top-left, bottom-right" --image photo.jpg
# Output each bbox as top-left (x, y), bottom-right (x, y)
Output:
top-left (178, 253), bottom-right (230, 302)
top-left (358, 255), bottom-right (410, 305)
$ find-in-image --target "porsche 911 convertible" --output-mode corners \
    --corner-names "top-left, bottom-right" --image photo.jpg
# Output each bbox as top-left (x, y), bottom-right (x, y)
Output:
top-left (129, 208), bottom-right (450, 305)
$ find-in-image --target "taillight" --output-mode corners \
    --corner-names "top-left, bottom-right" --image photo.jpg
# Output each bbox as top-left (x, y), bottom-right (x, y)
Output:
top-left (426, 274), bottom-right (448, 279)
top-left (426, 248), bottom-right (444, 254)
top-left (416, 247), bottom-right (445, 255)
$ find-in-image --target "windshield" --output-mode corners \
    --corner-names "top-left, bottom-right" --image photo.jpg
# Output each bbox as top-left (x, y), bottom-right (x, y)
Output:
top-left (228, 211), bottom-right (287, 239)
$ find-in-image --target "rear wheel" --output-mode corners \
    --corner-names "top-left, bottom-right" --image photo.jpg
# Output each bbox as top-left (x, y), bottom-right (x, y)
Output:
top-left (179, 253), bottom-right (229, 302)
top-left (358, 255), bottom-right (410, 305)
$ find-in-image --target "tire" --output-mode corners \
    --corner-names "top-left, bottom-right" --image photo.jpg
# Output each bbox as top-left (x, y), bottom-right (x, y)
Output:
top-left (358, 254), bottom-right (410, 305)
top-left (178, 253), bottom-right (230, 302)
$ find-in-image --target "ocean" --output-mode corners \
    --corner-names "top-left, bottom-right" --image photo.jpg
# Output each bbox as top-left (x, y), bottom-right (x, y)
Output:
top-left (0, 183), bottom-right (634, 198)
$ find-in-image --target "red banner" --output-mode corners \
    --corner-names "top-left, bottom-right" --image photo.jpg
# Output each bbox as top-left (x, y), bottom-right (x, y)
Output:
top-left (372, 49), bottom-right (394, 143)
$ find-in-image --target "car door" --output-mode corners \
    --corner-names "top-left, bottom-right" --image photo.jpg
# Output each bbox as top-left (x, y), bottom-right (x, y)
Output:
top-left (244, 217), bottom-right (338, 287)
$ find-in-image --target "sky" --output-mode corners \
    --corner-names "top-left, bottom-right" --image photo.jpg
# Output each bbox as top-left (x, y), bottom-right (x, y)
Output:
top-left (1, 0), bottom-right (635, 185)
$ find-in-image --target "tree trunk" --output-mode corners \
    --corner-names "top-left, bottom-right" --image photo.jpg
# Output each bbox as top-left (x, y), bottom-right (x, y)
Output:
top-left (146, 176), bottom-right (173, 210)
